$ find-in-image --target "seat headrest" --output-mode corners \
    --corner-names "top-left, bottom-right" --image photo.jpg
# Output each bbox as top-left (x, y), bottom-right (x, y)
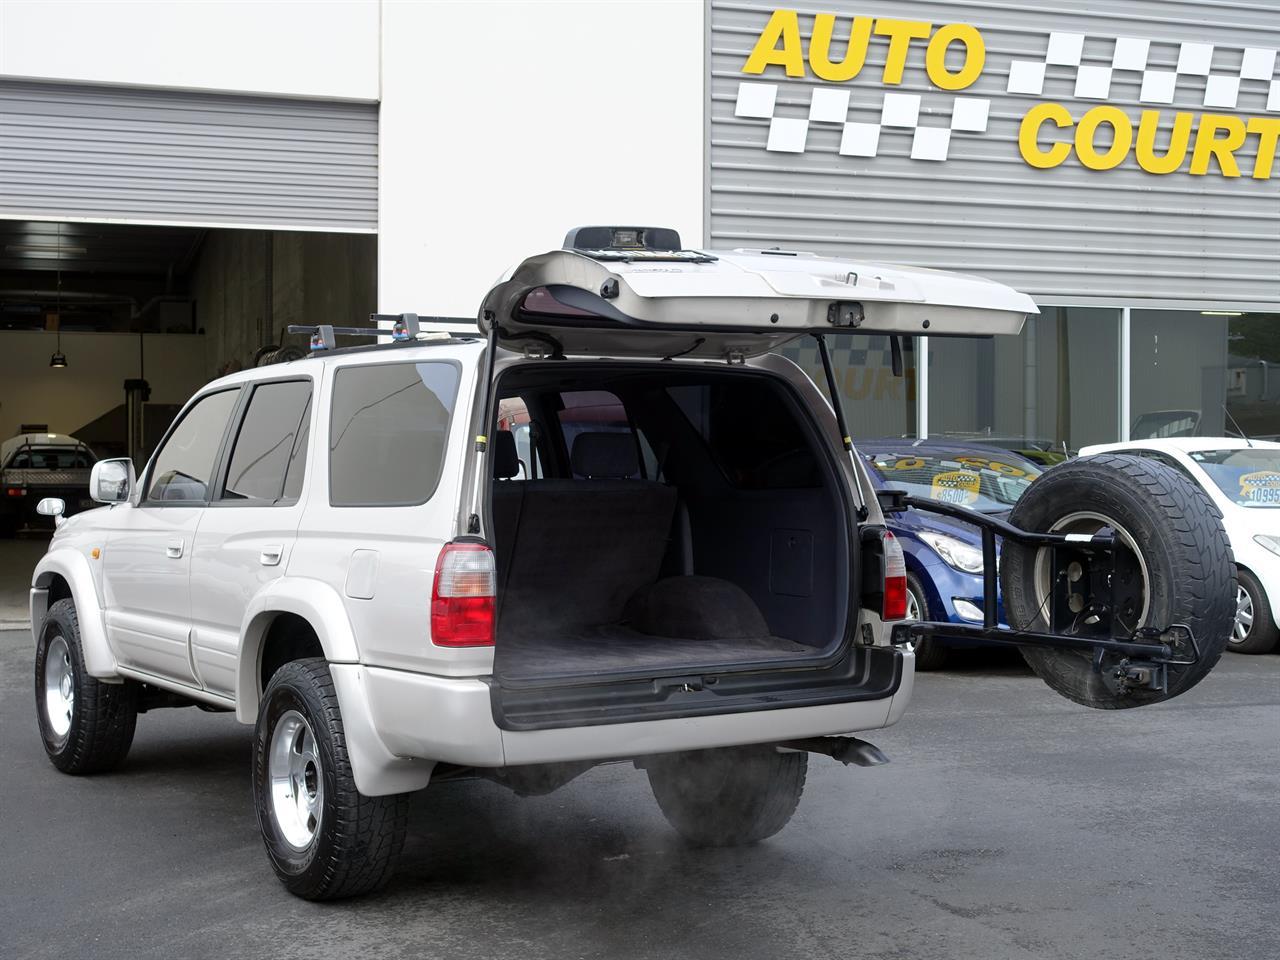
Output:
top-left (493, 430), bottom-right (520, 479)
top-left (571, 432), bottom-right (639, 479)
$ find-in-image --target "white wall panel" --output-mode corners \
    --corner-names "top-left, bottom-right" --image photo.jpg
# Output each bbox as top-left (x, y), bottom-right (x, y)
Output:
top-left (377, 0), bottom-right (706, 318)
top-left (0, 0), bottom-right (379, 101)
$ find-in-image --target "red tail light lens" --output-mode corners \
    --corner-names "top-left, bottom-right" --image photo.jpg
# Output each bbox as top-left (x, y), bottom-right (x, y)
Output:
top-left (430, 542), bottom-right (496, 647)
top-left (882, 531), bottom-right (908, 622)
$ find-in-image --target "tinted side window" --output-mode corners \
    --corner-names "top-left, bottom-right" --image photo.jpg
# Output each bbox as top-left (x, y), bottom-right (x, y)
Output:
top-left (147, 390), bottom-right (239, 502)
top-left (329, 362), bottom-right (460, 506)
top-left (221, 381), bottom-right (312, 503)
top-left (669, 381), bottom-right (821, 489)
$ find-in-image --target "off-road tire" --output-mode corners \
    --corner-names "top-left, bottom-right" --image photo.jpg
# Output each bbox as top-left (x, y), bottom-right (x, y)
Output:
top-left (906, 573), bottom-right (949, 671)
top-left (646, 746), bottom-right (807, 846)
top-left (253, 658), bottom-right (409, 900)
top-left (1001, 454), bottom-right (1234, 709)
top-left (1229, 567), bottom-right (1278, 655)
top-left (34, 598), bottom-right (138, 773)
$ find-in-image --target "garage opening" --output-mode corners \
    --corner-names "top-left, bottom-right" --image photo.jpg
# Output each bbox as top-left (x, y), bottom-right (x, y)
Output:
top-left (0, 220), bottom-right (376, 551)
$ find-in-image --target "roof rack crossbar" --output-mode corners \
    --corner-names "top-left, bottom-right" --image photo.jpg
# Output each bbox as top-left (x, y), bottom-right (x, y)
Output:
top-left (288, 313), bottom-right (475, 351)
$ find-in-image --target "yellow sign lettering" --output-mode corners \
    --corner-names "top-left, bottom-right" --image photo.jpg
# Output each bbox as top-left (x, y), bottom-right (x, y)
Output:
top-left (1190, 114), bottom-right (1247, 177)
top-left (1134, 110), bottom-right (1193, 175)
top-left (1247, 117), bottom-right (1280, 180)
top-left (742, 8), bottom-right (805, 77)
top-left (873, 18), bottom-right (932, 85)
top-left (1018, 103), bottom-right (1073, 169)
top-left (809, 13), bottom-right (872, 82)
top-left (925, 23), bottom-right (985, 90)
top-left (1075, 106), bottom-right (1133, 171)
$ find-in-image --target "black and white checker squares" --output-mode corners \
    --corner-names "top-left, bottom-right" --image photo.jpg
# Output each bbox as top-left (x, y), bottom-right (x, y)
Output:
top-left (1007, 32), bottom-right (1280, 111)
top-left (734, 81), bottom-right (990, 162)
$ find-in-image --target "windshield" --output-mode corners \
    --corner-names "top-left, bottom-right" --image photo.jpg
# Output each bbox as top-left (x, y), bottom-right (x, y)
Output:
top-left (868, 450), bottom-right (1040, 512)
top-left (1188, 449), bottom-right (1280, 508)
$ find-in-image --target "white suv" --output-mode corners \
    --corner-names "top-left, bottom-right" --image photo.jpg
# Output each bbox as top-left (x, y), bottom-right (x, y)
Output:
top-left (29, 227), bottom-right (1235, 899)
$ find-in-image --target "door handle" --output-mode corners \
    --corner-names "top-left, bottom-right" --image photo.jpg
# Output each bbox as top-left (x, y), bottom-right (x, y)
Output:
top-left (260, 545), bottom-right (283, 567)
top-left (166, 539), bottom-right (184, 559)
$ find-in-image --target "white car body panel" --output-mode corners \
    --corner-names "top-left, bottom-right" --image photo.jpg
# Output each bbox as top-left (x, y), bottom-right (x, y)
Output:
top-left (1081, 438), bottom-right (1280, 606)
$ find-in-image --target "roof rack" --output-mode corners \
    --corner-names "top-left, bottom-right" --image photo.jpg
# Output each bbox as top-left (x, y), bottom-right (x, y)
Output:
top-left (287, 313), bottom-right (476, 352)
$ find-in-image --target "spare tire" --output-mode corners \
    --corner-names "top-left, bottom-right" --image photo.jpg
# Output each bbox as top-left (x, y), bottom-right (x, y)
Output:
top-left (1001, 454), bottom-right (1234, 709)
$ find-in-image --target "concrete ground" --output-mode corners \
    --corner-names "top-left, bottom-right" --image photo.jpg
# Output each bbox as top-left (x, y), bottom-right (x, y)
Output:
top-left (0, 536), bottom-right (48, 628)
top-left (2, 635), bottom-right (1276, 960)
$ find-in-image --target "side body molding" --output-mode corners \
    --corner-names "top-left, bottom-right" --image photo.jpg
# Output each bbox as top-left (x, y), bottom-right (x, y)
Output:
top-left (31, 549), bottom-right (117, 679)
top-left (236, 577), bottom-right (362, 723)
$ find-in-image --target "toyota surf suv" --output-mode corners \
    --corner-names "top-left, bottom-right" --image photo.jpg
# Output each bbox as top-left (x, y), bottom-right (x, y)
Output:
top-left (29, 227), bottom-right (1236, 899)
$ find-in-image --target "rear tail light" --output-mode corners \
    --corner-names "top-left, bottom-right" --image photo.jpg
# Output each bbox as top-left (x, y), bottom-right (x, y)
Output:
top-left (6, 487), bottom-right (25, 497)
top-left (431, 541), bottom-right (496, 647)
top-left (882, 531), bottom-right (908, 622)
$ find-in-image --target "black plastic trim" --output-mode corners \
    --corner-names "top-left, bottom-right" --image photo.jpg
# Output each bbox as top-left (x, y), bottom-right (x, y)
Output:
top-left (489, 645), bottom-right (902, 732)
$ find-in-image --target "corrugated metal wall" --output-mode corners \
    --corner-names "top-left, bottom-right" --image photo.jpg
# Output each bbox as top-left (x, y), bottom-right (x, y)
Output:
top-left (708, 1), bottom-right (1280, 307)
top-left (0, 80), bottom-right (377, 232)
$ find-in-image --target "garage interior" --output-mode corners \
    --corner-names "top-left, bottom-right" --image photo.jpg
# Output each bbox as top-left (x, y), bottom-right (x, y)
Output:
top-left (0, 219), bottom-right (376, 463)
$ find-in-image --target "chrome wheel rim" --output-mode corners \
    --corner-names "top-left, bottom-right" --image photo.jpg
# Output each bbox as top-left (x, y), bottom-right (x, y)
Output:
top-left (905, 588), bottom-right (921, 621)
top-left (268, 710), bottom-right (324, 850)
top-left (1032, 512), bottom-right (1151, 633)
top-left (43, 635), bottom-right (74, 738)
top-left (1232, 585), bottom-right (1254, 643)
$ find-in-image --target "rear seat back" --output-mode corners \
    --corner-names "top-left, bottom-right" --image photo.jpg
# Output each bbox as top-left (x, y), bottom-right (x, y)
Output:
top-left (493, 431), bottom-right (677, 639)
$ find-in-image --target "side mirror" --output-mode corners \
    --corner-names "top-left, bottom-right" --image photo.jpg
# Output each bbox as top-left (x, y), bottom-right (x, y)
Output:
top-left (36, 498), bottom-right (66, 527)
top-left (90, 458), bottom-right (135, 504)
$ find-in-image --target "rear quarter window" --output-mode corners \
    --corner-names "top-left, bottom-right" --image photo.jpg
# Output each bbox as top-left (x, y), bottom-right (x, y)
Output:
top-left (329, 361), bottom-right (460, 507)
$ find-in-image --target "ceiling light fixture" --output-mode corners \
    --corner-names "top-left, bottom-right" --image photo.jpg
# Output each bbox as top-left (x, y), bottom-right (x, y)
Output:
top-left (5, 243), bottom-right (87, 256)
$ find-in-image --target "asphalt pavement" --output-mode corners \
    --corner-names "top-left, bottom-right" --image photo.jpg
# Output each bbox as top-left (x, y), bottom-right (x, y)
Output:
top-left (1, 631), bottom-right (1277, 960)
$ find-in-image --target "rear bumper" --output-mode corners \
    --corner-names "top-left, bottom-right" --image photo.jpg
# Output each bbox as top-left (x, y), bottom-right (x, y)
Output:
top-left (331, 648), bottom-right (915, 796)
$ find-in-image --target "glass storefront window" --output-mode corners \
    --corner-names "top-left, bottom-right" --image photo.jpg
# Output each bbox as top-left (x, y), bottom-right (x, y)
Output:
top-left (1129, 310), bottom-right (1228, 440)
top-left (1224, 313), bottom-right (1280, 441)
top-left (776, 334), bottom-right (916, 440)
top-left (1130, 310), bottom-right (1280, 441)
top-left (926, 307), bottom-right (1120, 457)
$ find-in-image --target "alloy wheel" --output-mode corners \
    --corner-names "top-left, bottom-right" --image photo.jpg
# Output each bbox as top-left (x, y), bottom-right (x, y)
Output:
top-left (268, 710), bottom-right (325, 850)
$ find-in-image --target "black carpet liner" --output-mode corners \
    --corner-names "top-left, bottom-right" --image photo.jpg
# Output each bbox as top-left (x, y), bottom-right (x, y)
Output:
top-left (494, 625), bottom-right (815, 683)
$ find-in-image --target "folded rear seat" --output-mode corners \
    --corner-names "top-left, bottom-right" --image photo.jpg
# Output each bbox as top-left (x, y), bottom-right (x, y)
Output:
top-left (496, 432), bottom-right (677, 640)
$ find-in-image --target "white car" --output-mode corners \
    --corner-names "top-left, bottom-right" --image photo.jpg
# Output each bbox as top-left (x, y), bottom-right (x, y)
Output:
top-left (1080, 437), bottom-right (1280, 655)
top-left (28, 226), bottom-right (1234, 900)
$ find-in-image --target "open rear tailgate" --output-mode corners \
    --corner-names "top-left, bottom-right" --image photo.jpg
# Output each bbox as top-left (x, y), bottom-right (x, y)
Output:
top-left (479, 247), bottom-right (1039, 360)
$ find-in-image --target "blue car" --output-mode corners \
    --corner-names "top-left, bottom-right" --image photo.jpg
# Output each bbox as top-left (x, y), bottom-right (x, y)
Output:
top-left (859, 441), bottom-right (1044, 670)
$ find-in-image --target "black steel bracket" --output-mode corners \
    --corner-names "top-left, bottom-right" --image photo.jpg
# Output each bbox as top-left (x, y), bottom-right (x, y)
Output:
top-left (889, 494), bottom-right (1201, 682)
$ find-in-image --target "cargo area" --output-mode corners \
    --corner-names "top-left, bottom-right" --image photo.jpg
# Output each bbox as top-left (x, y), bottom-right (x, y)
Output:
top-left (488, 362), bottom-right (854, 686)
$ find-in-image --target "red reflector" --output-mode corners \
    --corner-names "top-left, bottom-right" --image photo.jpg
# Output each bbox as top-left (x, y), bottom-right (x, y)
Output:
top-left (882, 531), bottom-right (908, 622)
top-left (431, 542), bottom-right (496, 647)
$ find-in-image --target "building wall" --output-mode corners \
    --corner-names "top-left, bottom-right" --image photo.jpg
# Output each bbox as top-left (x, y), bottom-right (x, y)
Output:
top-left (377, 0), bottom-right (707, 317)
top-left (192, 230), bottom-right (377, 379)
top-left (0, 0), bottom-right (379, 100)
top-left (707, 0), bottom-right (1280, 308)
top-left (0, 0), bottom-right (707, 318)
top-left (0, 331), bottom-right (207, 441)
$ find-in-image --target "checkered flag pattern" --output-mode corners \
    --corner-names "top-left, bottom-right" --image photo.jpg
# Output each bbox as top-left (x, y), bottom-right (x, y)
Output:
top-left (1007, 32), bottom-right (1280, 111)
top-left (734, 81), bottom-right (990, 161)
